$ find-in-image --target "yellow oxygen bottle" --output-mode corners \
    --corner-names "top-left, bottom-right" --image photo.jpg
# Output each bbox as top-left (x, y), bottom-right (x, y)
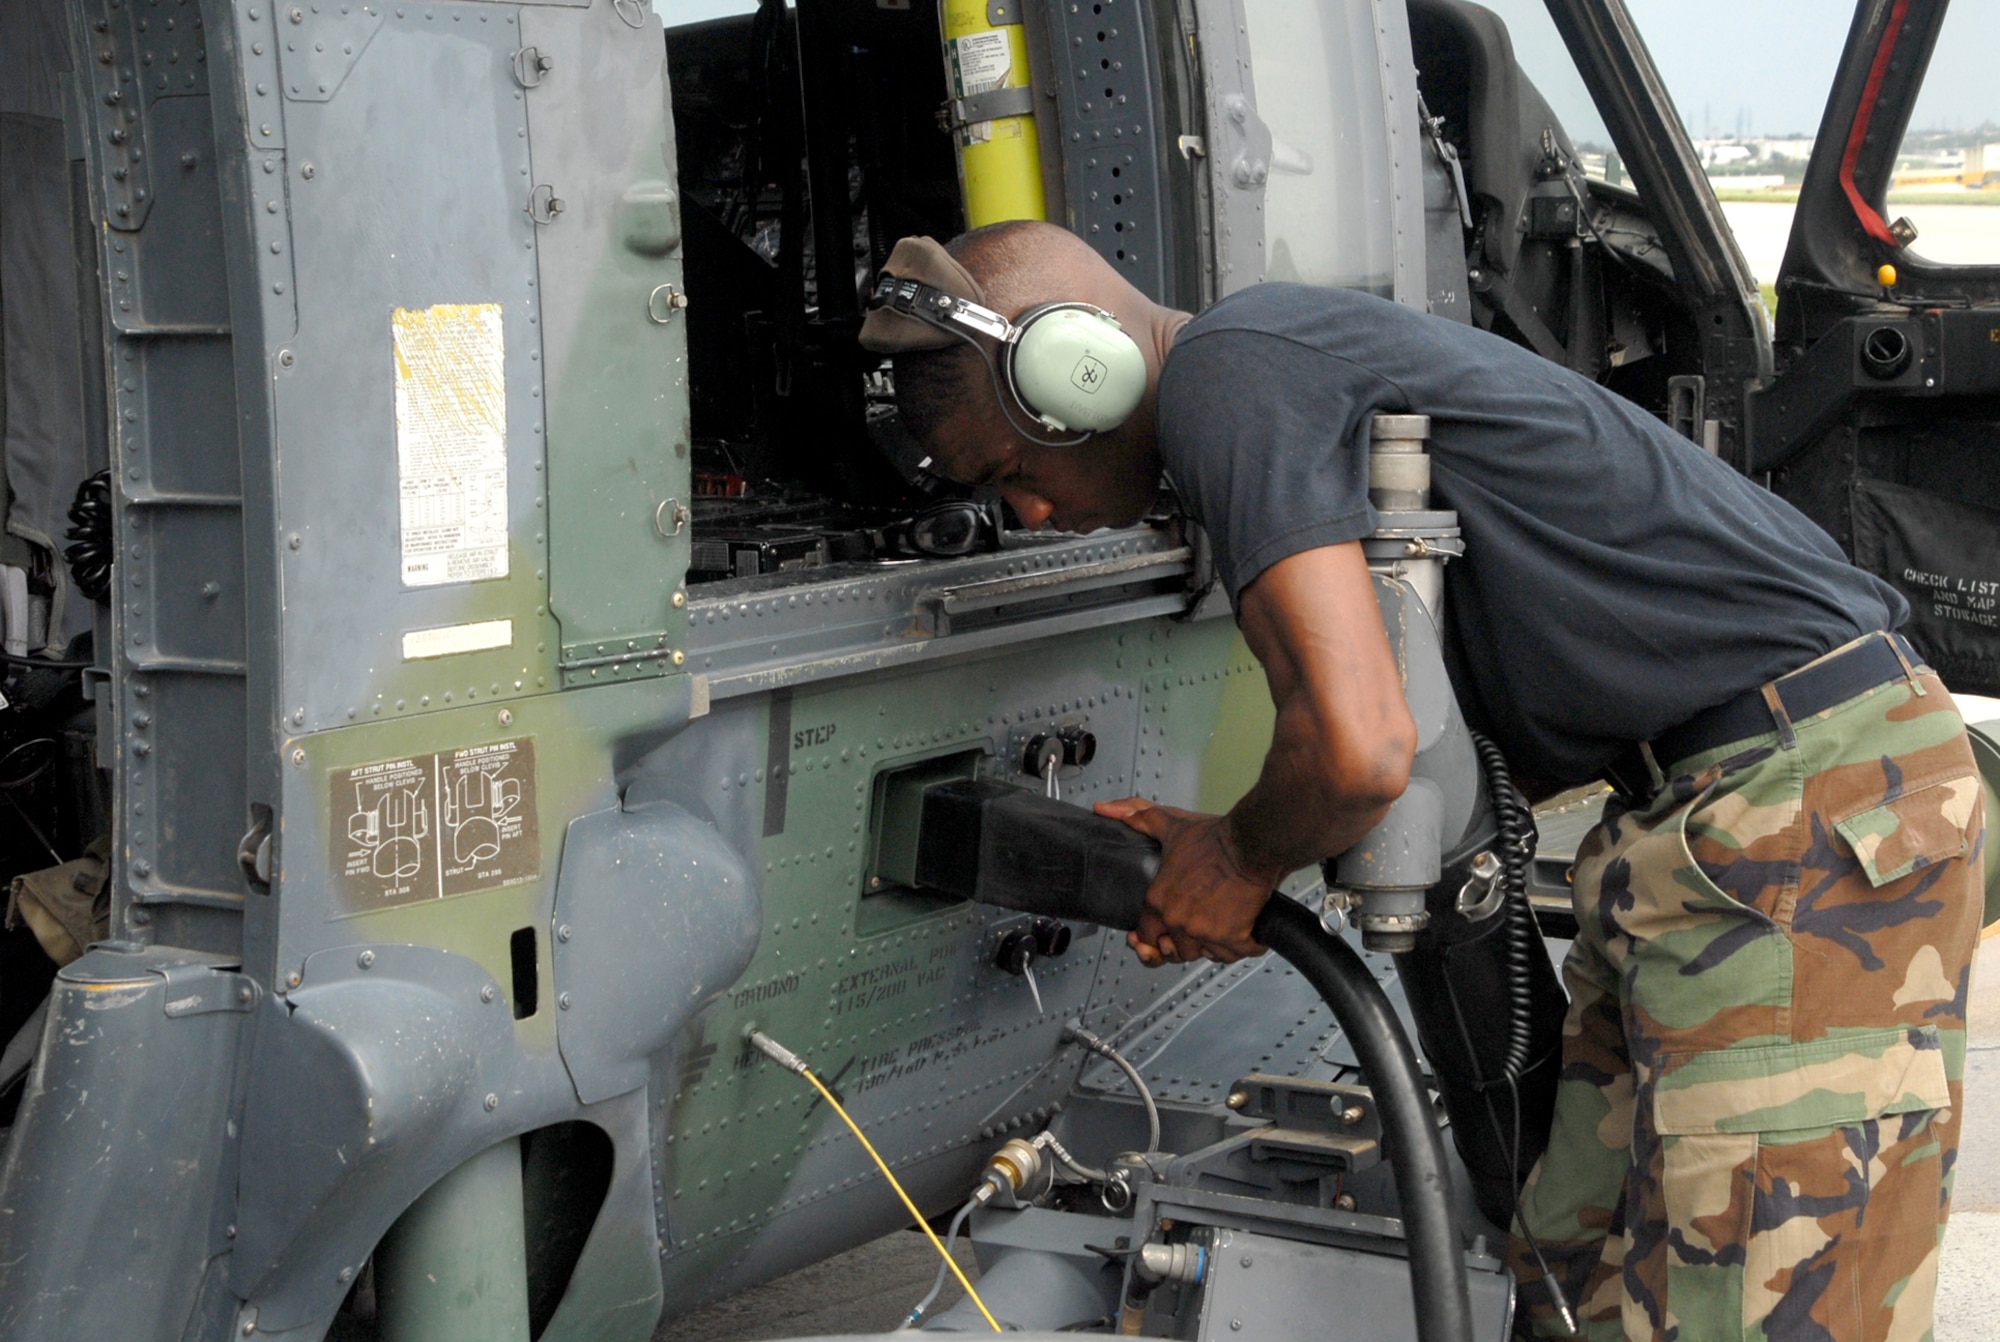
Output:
top-left (940, 0), bottom-right (1046, 226)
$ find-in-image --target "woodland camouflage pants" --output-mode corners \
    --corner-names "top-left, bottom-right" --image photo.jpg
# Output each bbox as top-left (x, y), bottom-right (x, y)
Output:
top-left (1510, 646), bottom-right (1984, 1340)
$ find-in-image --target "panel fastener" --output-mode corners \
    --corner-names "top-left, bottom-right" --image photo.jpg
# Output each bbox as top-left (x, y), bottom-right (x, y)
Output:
top-left (647, 284), bottom-right (689, 323)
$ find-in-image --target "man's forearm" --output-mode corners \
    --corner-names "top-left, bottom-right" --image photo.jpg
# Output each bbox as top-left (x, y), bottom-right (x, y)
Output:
top-left (1220, 702), bottom-right (1403, 881)
top-left (1221, 542), bottom-right (1417, 886)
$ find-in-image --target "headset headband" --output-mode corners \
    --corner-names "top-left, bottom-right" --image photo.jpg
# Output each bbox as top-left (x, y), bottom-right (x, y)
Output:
top-left (859, 235), bottom-right (1147, 446)
top-left (858, 236), bottom-right (995, 355)
top-left (867, 273), bottom-right (1020, 347)
top-left (863, 269), bottom-right (1094, 447)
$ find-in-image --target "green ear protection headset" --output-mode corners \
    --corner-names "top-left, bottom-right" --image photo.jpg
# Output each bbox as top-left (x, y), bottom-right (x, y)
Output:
top-left (867, 272), bottom-right (1149, 445)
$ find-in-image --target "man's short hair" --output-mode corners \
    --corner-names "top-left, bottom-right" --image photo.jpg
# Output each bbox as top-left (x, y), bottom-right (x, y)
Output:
top-left (891, 343), bottom-right (984, 451)
top-left (888, 221), bottom-right (1044, 457)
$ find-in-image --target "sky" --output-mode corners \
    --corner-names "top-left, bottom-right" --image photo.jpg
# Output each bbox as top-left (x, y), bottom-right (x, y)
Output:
top-left (1488, 0), bottom-right (1998, 142)
top-left (651, 0), bottom-right (1997, 140)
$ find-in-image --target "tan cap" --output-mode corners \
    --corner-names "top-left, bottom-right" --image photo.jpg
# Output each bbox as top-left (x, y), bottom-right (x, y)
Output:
top-left (858, 236), bottom-right (989, 354)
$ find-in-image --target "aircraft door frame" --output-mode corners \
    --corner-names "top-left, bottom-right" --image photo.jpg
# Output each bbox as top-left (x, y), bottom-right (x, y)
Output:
top-left (1766, 0), bottom-right (2000, 347)
top-left (1186, 0), bottom-right (1427, 305)
top-left (1536, 0), bottom-right (1772, 469)
top-left (1750, 0), bottom-right (2000, 697)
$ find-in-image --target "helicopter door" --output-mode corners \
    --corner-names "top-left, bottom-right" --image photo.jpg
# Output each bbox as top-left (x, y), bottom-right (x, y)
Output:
top-left (1190, 0), bottom-right (1428, 304)
top-left (1749, 0), bottom-right (2000, 698)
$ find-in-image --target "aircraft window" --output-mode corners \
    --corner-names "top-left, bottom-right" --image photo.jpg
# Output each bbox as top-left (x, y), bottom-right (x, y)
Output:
top-left (1885, 1), bottom-right (1998, 267)
top-left (1234, 0), bottom-right (1396, 292)
top-left (1473, 1), bottom-right (1868, 305)
top-left (1606, 0), bottom-right (1842, 302)
top-left (1470, 0), bottom-right (1620, 187)
top-left (653, 0), bottom-right (763, 26)
top-left (1598, 0), bottom-right (1841, 302)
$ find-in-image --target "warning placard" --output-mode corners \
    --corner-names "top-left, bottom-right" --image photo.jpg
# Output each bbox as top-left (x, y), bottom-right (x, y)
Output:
top-left (333, 737), bottom-right (539, 913)
top-left (392, 302), bottom-right (510, 588)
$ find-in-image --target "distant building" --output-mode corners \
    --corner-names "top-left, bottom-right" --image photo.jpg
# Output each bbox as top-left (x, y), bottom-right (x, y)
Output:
top-left (1692, 136), bottom-right (1817, 186)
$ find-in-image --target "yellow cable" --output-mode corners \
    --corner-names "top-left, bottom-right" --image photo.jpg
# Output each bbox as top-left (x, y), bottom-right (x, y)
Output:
top-left (799, 1066), bottom-right (1003, 1332)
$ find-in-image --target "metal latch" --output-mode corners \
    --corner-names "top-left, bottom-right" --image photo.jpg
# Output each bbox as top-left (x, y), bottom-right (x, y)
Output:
top-left (654, 498), bottom-right (690, 538)
top-left (155, 960), bottom-right (258, 1018)
top-left (1417, 92), bottom-right (1474, 229)
top-left (1244, 1126), bottom-right (1381, 1174)
top-left (528, 184), bottom-right (566, 225)
top-left (237, 802), bottom-right (273, 893)
top-left (511, 46), bottom-right (553, 88)
top-left (647, 284), bottom-right (689, 323)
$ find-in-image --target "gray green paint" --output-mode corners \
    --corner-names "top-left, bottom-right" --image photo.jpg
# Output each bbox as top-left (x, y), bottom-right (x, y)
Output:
top-left (4, 0), bottom-right (1294, 1336)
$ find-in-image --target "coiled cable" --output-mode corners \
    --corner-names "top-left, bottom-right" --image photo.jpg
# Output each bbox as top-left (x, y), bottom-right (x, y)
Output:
top-left (1458, 731), bottom-right (1577, 1337)
top-left (63, 470), bottom-right (113, 605)
top-left (1469, 728), bottom-right (1538, 1087)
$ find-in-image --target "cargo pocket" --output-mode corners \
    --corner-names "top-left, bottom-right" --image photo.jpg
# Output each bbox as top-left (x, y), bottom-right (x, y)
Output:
top-left (1651, 1027), bottom-right (1951, 1338)
top-left (1833, 773), bottom-right (1980, 887)
top-left (1653, 1025), bottom-right (1949, 1136)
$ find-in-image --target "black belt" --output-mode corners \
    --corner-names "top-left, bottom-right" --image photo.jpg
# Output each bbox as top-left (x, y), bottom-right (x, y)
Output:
top-left (1603, 632), bottom-right (1927, 802)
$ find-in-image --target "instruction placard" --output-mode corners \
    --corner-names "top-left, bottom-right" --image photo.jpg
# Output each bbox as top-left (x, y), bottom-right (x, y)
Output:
top-left (1852, 478), bottom-right (2000, 696)
top-left (392, 302), bottom-right (510, 587)
top-left (333, 737), bottom-right (539, 913)
top-left (949, 31), bottom-right (1011, 146)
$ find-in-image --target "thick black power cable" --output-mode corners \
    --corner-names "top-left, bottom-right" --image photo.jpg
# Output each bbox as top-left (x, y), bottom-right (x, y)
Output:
top-left (1254, 897), bottom-right (1474, 1342)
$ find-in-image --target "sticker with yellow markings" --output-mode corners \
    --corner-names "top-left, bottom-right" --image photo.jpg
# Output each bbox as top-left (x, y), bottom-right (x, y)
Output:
top-left (391, 302), bottom-right (509, 588)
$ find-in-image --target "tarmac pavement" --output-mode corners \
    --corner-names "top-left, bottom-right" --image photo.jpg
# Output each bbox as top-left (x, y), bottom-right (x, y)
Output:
top-left (1935, 931), bottom-right (2000, 1341)
top-left (659, 1232), bottom-right (975, 1341)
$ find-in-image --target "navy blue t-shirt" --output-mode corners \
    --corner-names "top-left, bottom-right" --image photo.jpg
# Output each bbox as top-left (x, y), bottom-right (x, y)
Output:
top-left (1156, 283), bottom-right (1906, 786)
